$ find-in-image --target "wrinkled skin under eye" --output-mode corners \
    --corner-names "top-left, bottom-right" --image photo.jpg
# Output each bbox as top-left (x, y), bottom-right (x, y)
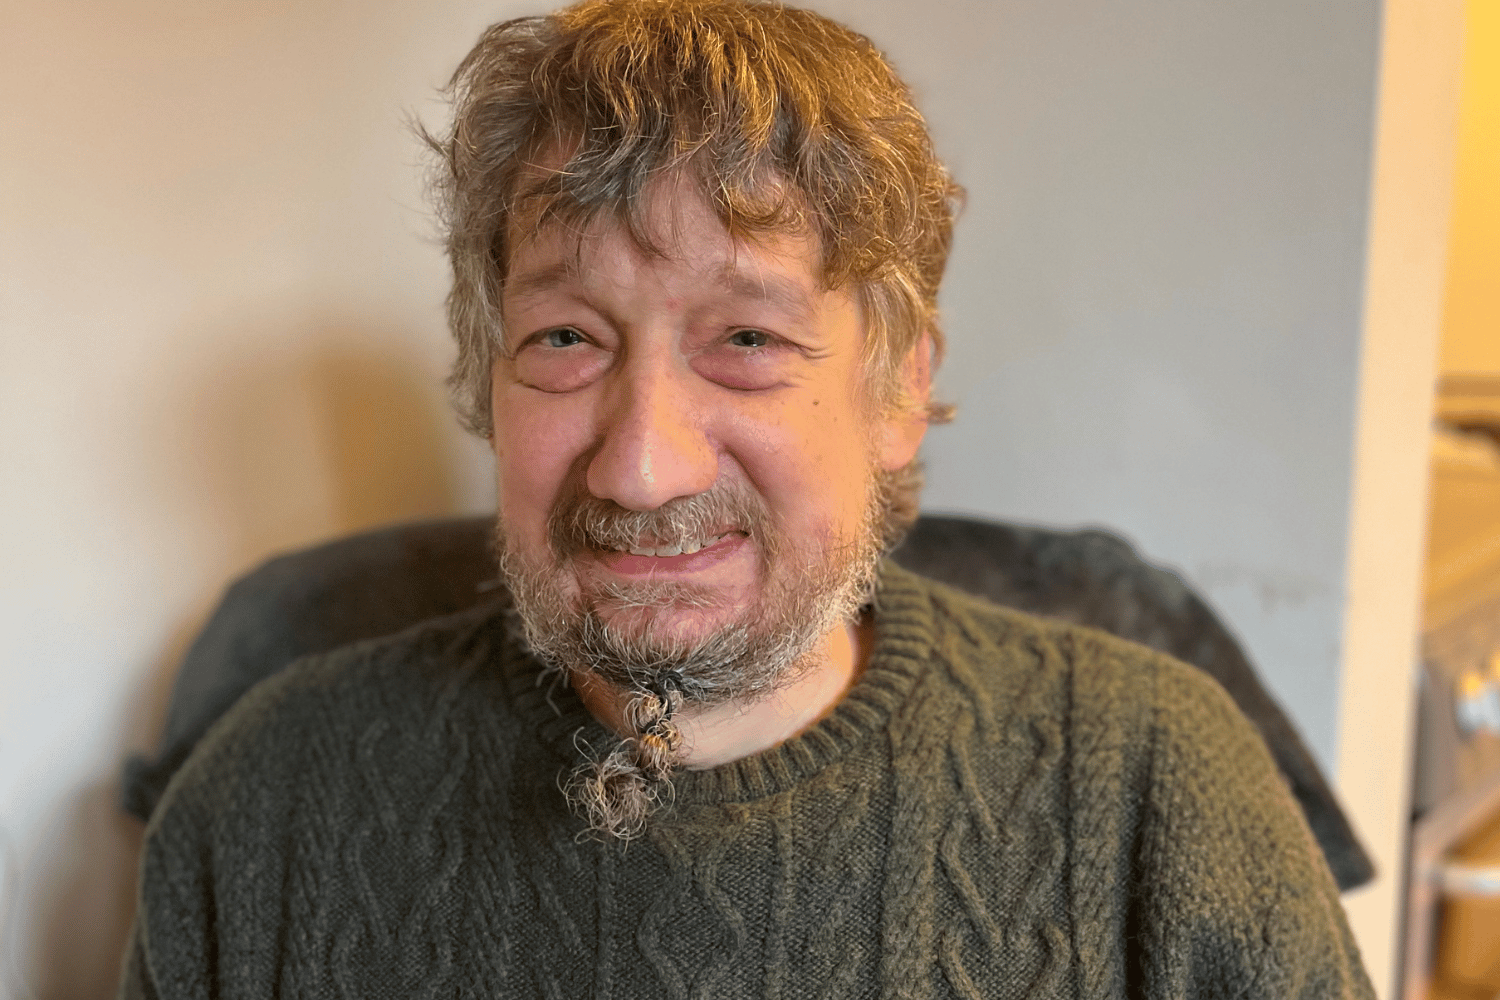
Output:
top-left (690, 329), bottom-right (798, 392)
top-left (513, 327), bottom-right (611, 392)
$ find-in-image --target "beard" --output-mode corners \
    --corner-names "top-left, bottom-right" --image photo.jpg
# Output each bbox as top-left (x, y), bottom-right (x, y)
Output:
top-left (494, 466), bottom-right (902, 839)
top-left (497, 478), bottom-right (883, 709)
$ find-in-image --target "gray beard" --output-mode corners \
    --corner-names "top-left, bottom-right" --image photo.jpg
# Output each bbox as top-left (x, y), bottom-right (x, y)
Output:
top-left (492, 469), bottom-right (903, 840)
top-left (495, 478), bottom-right (885, 709)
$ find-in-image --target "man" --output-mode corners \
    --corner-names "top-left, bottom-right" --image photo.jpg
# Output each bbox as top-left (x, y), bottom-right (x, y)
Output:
top-left (122, 1), bottom-right (1374, 996)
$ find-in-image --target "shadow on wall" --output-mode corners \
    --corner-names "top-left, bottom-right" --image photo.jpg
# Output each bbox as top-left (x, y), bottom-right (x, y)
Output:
top-left (21, 326), bottom-right (468, 998)
top-left (312, 343), bottom-right (464, 537)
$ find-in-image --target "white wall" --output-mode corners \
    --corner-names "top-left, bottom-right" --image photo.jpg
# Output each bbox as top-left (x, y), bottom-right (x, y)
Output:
top-left (1334, 0), bottom-right (1464, 992)
top-left (0, 1), bottom-right (1441, 997)
top-left (829, 0), bottom-right (1382, 780)
top-left (0, 3), bottom-right (504, 994)
top-left (834, 4), bottom-right (1453, 991)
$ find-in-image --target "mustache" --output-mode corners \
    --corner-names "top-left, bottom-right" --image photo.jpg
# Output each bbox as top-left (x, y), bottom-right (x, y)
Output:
top-left (547, 481), bottom-right (779, 559)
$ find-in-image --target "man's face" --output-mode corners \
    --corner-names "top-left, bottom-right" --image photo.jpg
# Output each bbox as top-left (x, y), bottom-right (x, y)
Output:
top-left (490, 177), bottom-right (927, 695)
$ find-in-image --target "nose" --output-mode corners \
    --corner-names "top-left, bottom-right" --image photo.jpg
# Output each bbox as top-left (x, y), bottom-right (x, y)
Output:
top-left (585, 357), bottom-right (717, 510)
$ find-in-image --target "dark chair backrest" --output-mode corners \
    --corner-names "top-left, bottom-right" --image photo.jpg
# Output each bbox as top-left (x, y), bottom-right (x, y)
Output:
top-left (122, 513), bottom-right (1373, 890)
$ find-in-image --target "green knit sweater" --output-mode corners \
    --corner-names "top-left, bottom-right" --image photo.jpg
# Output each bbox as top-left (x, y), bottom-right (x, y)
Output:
top-left (121, 563), bottom-right (1373, 999)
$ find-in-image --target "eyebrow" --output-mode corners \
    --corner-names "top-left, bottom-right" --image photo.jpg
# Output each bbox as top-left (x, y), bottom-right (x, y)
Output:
top-left (503, 254), bottom-right (820, 325)
top-left (714, 264), bottom-right (817, 325)
top-left (504, 259), bottom-right (577, 301)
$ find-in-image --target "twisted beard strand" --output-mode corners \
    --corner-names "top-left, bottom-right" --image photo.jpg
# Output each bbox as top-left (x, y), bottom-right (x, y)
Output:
top-left (496, 476), bottom-right (889, 840)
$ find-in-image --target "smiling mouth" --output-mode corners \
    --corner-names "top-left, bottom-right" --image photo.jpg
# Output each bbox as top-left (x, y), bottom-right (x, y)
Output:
top-left (610, 532), bottom-right (735, 558)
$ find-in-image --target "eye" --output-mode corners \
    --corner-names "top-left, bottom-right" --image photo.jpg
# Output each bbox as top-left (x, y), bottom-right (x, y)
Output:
top-left (691, 327), bottom-right (796, 391)
top-left (542, 327), bottom-right (585, 348)
top-left (728, 329), bottom-right (771, 348)
top-left (511, 325), bottom-right (611, 392)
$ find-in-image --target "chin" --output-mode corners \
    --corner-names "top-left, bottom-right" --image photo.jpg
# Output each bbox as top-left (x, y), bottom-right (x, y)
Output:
top-left (583, 578), bottom-right (751, 636)
top-left (590, 602), bottom-right (743, 648)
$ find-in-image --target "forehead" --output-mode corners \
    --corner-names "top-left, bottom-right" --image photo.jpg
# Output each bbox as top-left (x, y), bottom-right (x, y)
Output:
top-left (505, 147), bottom-right (826, 274)
top-left (503, 172), bottom-right (828, 310)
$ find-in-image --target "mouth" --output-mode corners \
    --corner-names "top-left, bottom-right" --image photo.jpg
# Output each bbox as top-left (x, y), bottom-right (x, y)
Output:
top-left (590, 530), bottom-right (748, 577)
top-left (614, 532), bottom-right (733, 558)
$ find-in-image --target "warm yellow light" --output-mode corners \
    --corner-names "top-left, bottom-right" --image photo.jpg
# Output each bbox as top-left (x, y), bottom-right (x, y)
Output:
top-left (1440, 0), bottom-right (1500, 376)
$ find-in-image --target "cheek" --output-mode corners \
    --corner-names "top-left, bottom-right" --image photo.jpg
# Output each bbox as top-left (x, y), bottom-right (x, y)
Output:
top-left (491, 384), bottom-right (592, 535)
top-left (727, 398), bottom-right (874, 533)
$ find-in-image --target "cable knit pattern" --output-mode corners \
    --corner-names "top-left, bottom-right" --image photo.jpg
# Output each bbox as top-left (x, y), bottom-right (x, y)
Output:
top-left (120, 563), bottom-right (1373, 1000)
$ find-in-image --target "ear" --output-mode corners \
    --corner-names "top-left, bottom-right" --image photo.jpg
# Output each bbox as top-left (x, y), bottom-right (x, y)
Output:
top-left (876, 332), bottom-right (934, 470)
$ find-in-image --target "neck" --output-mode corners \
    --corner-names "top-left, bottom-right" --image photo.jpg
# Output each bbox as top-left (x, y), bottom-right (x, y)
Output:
top-left (572, 613), bottom-right (875, 769)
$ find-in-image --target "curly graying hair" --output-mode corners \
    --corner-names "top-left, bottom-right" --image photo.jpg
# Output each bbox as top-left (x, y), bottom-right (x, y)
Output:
top-left (422, 0), bottom-right (963, 437)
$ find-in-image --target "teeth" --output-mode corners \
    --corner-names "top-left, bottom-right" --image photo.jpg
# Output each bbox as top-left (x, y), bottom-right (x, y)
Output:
top-left (621, 532), bottom-right (728, 558)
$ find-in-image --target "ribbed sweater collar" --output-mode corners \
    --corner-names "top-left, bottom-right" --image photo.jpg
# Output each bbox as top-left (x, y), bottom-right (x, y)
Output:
top-left (500, 560), bottom-right (938, 806)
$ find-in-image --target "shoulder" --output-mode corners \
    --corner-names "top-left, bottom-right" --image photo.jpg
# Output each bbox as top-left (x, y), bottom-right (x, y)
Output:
top-left (884, 559), bottom-right (1230, 735)
top-left (881, 565), bottom-right (1372, 995)
top-left (149, 600), bottom-right (516, 828)
top-left (132, 601), bottom-right (530, 993)
top-left (881, 560), bottom-right (1284, 827)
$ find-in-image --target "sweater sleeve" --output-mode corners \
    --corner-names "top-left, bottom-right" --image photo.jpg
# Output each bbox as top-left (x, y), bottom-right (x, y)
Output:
top-left (117, 919), bottom-right (163, 1000)
top-left (116, 650), bottom-right (333, 1000)
top-left (116, 772), bottom-right (223, 1000)
top-left (1135, 657), bottom-right (1375, 1000)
